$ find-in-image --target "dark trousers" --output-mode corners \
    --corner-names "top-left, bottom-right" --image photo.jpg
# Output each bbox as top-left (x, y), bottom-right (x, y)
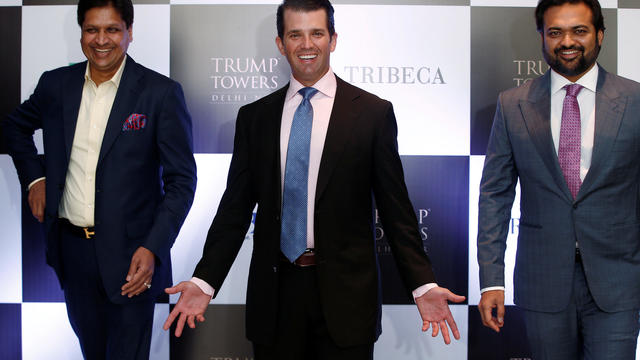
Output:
top-left (523, 261), bottom-right (639, 360)
top-left (252, 261), bottom-right (373, 360)
top-left (60, 225), bottom-right (155, 360)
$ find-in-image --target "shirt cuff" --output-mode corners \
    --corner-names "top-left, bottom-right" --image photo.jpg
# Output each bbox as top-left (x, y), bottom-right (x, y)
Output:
top-left (412, 283), bottom-right (438, 300)
top-left (480, 286), bottom-right (505, 294)
top-left (190, 277), bottom-right (215, 299)
top-left (28, 177), bottom-right (45, 190)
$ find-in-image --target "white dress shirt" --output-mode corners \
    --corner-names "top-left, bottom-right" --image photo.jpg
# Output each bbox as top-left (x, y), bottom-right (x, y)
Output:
top-left (480, 65), bottom-right (598, 295)
top-left (58, 59), bottom-right (126, 227)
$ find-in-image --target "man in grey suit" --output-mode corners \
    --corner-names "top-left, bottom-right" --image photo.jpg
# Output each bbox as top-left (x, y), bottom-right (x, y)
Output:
top-left (477, 0), bottom-right (640, 358)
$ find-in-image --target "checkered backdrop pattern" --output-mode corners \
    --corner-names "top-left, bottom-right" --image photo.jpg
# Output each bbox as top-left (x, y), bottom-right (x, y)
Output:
top-left (2, 0), bottom-right (640, 359)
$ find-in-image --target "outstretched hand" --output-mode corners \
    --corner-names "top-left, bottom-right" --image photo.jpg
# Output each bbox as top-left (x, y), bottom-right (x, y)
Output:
top-left (163, 281), bottom-right (211, 337)
top-left (415, 286), bottom-right (466, 344)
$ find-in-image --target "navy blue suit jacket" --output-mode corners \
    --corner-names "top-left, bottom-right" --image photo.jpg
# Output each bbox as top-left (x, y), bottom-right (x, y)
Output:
top-left (3, 56), bottom-right (197, 304)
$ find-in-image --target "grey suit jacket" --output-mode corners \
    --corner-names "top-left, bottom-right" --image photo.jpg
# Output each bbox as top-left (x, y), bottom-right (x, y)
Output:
top-left (478, 65), bottom-right (640, 312)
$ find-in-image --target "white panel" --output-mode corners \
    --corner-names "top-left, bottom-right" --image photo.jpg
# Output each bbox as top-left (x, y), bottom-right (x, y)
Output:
top-left (468, 155), bottom-right (519, 306)
top-left (0, 1), bottom-right (21, 6)
top-left (21, 5), bottom-right (84, 102)
top-left (170, 154), bottom-right (252, 305)
top-left (0, 156), bottom-right (22, 303)
top-left (22, 303), bottom-right (84, 360)
top-left (150, 304), bottom-right (170, 360)
top-left (618, 9), bottom-right (640, 82)
top-left (375, 305), bottom-right (468, 359)
top-left (129, 5), bottom-right (170, 77)
top-left (332, 5), bottom-right (470, 156)
top-left (22, 5), bottom-right (82, 154)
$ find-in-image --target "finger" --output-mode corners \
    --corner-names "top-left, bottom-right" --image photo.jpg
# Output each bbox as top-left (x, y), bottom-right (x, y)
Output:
top-left (431, 321), bottom-right (439, 338)
top-left (126, 256), bottom-right (140, 282)
top-left (175, 312), bottom-right (187, 337)
top-left (440, 320), bottom-right (451, 345)
top-left (196, 314), bottom-right (206, 323)
top-left (446, 315), bottom-right (461, 340)
top-left (163, 308), bottom-right (179, 330)
top-left (422, 321), bottom-right (429, 332)
top-left (478, 303), bottom-right (499, 332)
top-left (496, 303), bottom-right (506, 327)
top-left (165, 283), bottom-right (184, 294)
top-left (187, 314), bottom-right (196, 329)
top-left (448, 293), bottom-right (466, 303)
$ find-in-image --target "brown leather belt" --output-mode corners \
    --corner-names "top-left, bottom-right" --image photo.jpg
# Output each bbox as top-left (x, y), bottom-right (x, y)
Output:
top-left (282, 249), bottom-right (317, 267)
top-left (60, 218), bottom-right (95, 239)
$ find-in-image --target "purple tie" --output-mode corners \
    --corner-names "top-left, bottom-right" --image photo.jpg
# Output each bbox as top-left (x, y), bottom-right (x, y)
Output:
top-left (558, 84), bottom-right (583, 199)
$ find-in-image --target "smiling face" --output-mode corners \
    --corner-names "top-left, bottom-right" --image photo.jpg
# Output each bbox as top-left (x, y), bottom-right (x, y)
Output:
top-left (276, 8), bottom-right (337, 86)
top-left (80, 5), bottom-right (132, 85)
top-left (541, 2), bottom-right (603, 82)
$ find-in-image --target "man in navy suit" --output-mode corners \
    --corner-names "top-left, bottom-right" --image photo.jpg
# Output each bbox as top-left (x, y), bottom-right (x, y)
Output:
top-left (163, 0), bottom-right (463, 359)
top-left (477, 0), bottom-right (640, 358)
top-left (2, 0), bottom-right (196, 359)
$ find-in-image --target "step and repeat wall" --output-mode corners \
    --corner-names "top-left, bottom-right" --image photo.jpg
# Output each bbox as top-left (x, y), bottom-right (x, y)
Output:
top-left (2, 0), bottom-right (640, 359)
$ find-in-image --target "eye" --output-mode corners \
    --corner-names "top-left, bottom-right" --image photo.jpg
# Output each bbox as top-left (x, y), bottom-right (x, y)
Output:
top-left (313, 31), bottom-right (323, 37)
top-left (107, 27), bottom-right (121, 33)
top-left (548, 30), bottom-right (561, 37)
top-left (84, 27), bottom-right (97, 34)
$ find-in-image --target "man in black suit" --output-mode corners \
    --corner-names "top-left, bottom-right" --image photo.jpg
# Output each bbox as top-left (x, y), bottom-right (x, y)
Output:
top-left (164, 0), bottom-right (463, 358)
top-left (2, 0), bottom-right (196, 358)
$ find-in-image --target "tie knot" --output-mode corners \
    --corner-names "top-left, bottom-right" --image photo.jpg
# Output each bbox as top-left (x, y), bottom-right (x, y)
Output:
top-left (564, 83), bottom-right (583, 98)
top-left (298, 87), bottom-right (318, 100)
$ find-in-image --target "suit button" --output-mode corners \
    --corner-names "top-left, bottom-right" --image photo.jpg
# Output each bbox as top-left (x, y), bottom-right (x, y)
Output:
top-left (96, 189), bottom-right (101, 193)
top-left (275, 215), bottom-right (280, 222)
top-left (58, 184), bottom-right (64, 190)
top-left (273, 266), bottom-right (277, 273)
top-left (573, 203), bottom-right (578, 209)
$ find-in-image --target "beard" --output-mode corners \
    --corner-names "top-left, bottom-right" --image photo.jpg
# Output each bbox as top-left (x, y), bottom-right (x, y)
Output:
top-left (543, 43), bottom-right (600, 78)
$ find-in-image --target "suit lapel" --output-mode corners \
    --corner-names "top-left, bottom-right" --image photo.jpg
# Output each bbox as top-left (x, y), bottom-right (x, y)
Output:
top-left (519, 71), bottom-right (574, 201)
top-left (266, 85), bottom-right (288, 209)
top-left (578, 68), bottom-right (626, 200)
top-left (62, 63), bottom-right (86, 161)
top-left (98, 56), bottom-right (143, 165)
top-left (315, 77), bottom-right (359, 203)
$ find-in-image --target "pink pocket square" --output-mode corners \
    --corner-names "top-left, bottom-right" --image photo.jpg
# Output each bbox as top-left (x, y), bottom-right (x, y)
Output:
top-left (122, 113), bottom-right (147, 131)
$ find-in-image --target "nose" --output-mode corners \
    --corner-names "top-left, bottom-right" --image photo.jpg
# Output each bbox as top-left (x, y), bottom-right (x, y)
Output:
top-left (301, 34), bottom-right (312, 48)
top-left (95, 30), bottom-right (108, 45)
top-left (560, 32), bottom-right (577, 48)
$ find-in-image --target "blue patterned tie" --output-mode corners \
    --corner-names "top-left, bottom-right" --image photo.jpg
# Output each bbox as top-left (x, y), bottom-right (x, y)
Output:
top-left (280, 87), bottom-right (318, 262)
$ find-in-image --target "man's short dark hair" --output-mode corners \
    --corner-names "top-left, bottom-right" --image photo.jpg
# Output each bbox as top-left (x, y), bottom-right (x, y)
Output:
top-left (77, 0), bottom-right (134, 29)
top-left (276, 0), bottom-right (335, 39)
top-left (535, 0), bottom-right (605, 33)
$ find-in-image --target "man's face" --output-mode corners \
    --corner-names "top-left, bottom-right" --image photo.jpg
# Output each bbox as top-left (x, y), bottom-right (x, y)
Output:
top-left (541, 2), bottom-right (603, 82)
top-left (276, 8), bottom-right (337, 86)
top-left (80, 5), bottom-right (132, 83)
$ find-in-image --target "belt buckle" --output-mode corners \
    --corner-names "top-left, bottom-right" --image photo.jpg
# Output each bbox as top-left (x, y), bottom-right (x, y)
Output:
top-left (83, 227), bottom-right (95, 239)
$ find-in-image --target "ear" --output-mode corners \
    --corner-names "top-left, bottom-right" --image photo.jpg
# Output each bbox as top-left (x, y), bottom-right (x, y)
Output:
top-left (597, 29), bottom-right (604, 47)
top-left (329, 32), bottom-right (337, 53)
top-left (276, 36), bottom-right (285, 56)
top-left (128, 25), bottom-right (133, 43)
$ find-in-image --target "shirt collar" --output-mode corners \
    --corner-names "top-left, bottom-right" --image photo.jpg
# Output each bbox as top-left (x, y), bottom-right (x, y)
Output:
top-left (84, 55), bottom-right (127, 88)
top-left (286, 67), bottom-right (337, 101)
top-left (550, 63), bottom-right (598, 95)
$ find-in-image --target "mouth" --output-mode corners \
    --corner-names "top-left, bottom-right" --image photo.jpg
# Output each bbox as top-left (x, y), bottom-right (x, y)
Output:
top-left (93, 48), bottom-right (113, 56)
top-left (556, 47), bottom-right (583, 61)
top-left (298, 54), bottom-right (317, 61)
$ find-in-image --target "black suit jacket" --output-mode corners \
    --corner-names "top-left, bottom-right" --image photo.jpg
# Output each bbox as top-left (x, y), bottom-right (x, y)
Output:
top-left (3, 56), bottom-right (197, 303)
top-left (194, 76), bottom-right (434, 347)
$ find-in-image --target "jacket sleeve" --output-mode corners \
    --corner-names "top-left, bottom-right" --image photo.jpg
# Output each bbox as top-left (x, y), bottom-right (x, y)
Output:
top-left (477, 92), bottom-right (518, 289)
